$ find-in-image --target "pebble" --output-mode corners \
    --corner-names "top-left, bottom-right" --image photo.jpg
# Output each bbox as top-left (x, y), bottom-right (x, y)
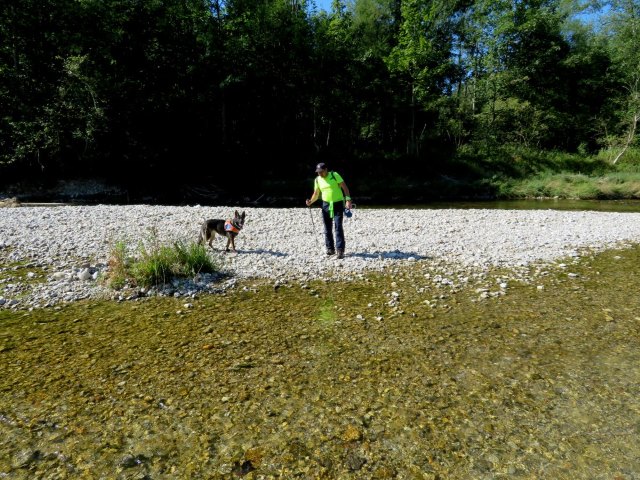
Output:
top-left (1, 205), bottom-right (640, 309)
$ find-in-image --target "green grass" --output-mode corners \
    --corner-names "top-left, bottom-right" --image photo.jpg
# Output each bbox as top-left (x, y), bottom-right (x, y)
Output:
top-left (449, 145), bottom-right (640, 200)
top-left (105, 230), bottom-right (221, 289)
top-left (501, 170), bottom-right (640, 199)
top-left (252, 145), bottom-right (640, 203)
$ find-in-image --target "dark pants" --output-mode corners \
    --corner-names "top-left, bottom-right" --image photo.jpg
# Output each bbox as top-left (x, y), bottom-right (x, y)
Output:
top-left (321, 201), bottom-right (345, 251)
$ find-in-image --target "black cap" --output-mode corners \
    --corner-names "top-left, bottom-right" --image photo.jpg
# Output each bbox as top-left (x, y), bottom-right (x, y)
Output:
top-left (315, 162), bottom-right (327, 172)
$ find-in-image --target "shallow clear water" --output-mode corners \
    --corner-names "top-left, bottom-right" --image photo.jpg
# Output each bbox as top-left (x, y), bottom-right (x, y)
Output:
top-left (16, 198), bottom-right (640, 213)
top-left (1, 246), bottom-right (639, 478)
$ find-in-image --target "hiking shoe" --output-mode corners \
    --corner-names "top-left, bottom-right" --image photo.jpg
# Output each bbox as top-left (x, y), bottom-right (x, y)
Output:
top-left (326, 248), bottom-right (336, 256)
top-left (336, 249), bottom-right (345, 259)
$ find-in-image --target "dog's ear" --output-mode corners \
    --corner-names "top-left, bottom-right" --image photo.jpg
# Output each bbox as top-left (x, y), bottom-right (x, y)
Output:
top-left (241, 211), bottom-right (246, 219)
top-left (235, 210), bottom-right (239, 217)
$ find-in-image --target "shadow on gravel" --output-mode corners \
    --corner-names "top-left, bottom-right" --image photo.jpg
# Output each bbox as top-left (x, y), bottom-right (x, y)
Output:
top-left (350, 250), bottom-right (429, 260)
top-left (236, 249), bottom-right (288, 257)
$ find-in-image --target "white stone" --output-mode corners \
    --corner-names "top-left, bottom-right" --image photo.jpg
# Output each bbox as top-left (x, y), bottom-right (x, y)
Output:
top-left (77, 269), bottom-right (92, 281)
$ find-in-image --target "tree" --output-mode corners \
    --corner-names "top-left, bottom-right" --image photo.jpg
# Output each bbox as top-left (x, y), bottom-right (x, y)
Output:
top-left (468, 1), bottom-right (574, 150)
top-left (385, 0), bottom-right (462, 158)
top-left (0, 0), bottom-right (100, 173)
top-left (602, 0), bottom-right (640, 163)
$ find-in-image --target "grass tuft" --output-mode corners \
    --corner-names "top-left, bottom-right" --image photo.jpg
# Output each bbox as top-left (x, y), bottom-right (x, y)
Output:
top-left (105, 230), bottom-right (221, 290)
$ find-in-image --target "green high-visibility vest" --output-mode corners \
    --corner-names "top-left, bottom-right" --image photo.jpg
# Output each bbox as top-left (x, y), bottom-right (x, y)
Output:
top-left (314, 171), bottom-right (344, 203)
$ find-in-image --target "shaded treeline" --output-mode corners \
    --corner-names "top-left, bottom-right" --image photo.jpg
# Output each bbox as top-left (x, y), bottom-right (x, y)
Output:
top-left (1, 0), bottom-right (638, 201)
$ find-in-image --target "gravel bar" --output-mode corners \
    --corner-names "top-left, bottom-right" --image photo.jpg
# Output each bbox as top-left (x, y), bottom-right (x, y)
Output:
top-left (2, 205), bottom-right (640, 309)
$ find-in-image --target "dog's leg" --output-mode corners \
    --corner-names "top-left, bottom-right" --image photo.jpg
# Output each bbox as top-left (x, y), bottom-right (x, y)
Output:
top-left (230, 235), bottom-right (236, 252)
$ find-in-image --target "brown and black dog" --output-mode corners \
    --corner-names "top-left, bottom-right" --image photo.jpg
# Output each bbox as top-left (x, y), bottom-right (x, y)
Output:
top-left (198, 210), bottom-right (246, 252)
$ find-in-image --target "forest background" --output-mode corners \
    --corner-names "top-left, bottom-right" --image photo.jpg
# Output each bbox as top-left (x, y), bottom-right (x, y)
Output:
top-left (1, 0), bottom-right (639, 204)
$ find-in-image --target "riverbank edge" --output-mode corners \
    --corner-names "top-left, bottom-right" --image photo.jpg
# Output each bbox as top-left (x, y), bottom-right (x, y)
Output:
top-left (3, 174), bottom-right (640, 208)
top-left (3, 240), bottom-right (638, 314)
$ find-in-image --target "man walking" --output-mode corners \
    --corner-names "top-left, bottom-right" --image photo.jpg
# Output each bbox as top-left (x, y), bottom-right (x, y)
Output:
top-left (305, 162), bottom-right (353, 259)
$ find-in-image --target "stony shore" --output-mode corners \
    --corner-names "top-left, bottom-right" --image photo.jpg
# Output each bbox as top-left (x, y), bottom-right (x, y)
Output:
top-left (2, 204), bottom-right (640, 309)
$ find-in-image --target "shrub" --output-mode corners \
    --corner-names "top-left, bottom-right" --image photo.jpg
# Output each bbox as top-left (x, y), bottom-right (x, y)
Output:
top-left (131, 242), bottom-right (176, 287)
top-left (105, 232), bottom-right (221, 289)
top-left (172, 240), bottom-right (217, 277)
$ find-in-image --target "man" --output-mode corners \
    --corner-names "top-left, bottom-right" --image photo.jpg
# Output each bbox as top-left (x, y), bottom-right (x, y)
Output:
top-left (305, 162), bottom-right (353, 259)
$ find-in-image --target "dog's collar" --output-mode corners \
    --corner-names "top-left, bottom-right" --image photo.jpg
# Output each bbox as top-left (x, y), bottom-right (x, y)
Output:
top-left (225, 219), bottom-right (241, 233)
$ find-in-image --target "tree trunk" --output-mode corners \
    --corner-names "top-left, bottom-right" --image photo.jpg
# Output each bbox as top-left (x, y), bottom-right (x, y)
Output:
top-left (613, 76), bottom-right (639, 164)
top-left (612, 111), bottom-right (638, 164)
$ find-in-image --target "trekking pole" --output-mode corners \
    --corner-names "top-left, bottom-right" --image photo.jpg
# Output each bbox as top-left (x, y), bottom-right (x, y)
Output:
top-left (308, 205), bottom-right (321, 249)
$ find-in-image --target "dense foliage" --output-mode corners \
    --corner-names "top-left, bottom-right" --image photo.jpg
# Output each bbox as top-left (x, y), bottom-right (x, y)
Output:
top-left (1, 0), bottom-right (638, 201)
